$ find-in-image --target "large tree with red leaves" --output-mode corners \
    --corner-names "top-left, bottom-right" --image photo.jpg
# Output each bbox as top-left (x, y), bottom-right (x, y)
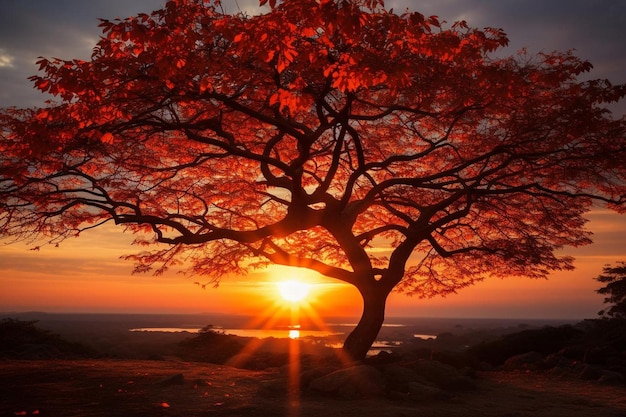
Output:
top-left (2, 0), bottom-right (626, 360)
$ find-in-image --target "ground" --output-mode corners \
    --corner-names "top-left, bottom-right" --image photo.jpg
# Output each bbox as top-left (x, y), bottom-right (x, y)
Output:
top-left (1, 359), bottom-right (625, 417)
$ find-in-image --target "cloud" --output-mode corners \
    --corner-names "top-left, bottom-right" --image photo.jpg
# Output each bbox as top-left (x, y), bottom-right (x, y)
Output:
top-left (1, 0), bottom-right (625, 108)
top-left (0, 49), bottom-right (14, 68)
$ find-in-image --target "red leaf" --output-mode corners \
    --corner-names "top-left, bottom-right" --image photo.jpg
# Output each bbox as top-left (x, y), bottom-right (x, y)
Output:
top-left (37, 80), bottom-right (50, 91)
top-left (35, 110), bottom-right (49, 121)
top-left (101, 132), bottom-right (115, 144)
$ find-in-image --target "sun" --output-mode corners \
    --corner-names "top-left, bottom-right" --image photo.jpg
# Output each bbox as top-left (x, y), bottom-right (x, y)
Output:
top-left (277, 280), bottom-right (311, 303)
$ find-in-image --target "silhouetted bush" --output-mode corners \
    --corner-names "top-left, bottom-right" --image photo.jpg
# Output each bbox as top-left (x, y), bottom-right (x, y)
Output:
top-left (577, 319), bottom-right (626, 351)
top-left (178, 327), bottom-right (342, 370)
top-left (0, 318), bottom-right (94, 359)
top-left (467, 325), bottom-right (583, 366)
top-left (178, 327), bottom-right (244, 364)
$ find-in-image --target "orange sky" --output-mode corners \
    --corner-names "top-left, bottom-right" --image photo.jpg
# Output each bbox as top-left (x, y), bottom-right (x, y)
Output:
top-left (1, 207), bottom-right (625, 320)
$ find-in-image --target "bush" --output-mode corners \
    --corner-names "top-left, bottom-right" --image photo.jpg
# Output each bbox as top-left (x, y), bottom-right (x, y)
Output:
top-left (0, 318), bottom-right (93, 359)
top-left (178, 327), bottom-right (244, 364)
top-left (467, 325), bottom-right (582, 366)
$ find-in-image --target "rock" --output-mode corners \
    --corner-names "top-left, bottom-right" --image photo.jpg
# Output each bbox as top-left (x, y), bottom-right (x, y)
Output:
top-left (544, 352), bottom-right (574, 369)
top-left (228, 352), bottom-right (254, 369)
top-left (583, 347), bottom-right (612, 365)
top-left (407, 381), bottom-right (447, 402)
top-left (299, 366), bottom-right (336, 388)
top-left (432, 351), bottom-right (479, 370)
top-left (605, 355), bottom-right (626, 370)
top-left (557, 346), bottom-right (586, 361)
top-left (257, 378), bottom-right (289, 397)
top-left (257, 368), bottom-right (337, 398)
top-left (546, 366), bottom-right (576, 379)
top-left (383, 365), bottom-right (424, 392)
top-left (411, 360), bottom-right (476, 390)
top-left (598, 370), bottom-right (625, 385)
top-left (459, 366), bottom-right (476, 378)
top-left (156, 373), bottom-right (184, 386)
top-left (503, 351), bottom-right (545, 371)
top-left (579, 364), bottom-right (602, 381)
top-left (366, 350), bottom-right (398, 365)
top-left (309, 365), bottom-right (386, 399)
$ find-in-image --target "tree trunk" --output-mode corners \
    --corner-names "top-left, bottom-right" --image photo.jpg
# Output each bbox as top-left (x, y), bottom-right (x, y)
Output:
top-left (342, 286), bottom-right (389, 362)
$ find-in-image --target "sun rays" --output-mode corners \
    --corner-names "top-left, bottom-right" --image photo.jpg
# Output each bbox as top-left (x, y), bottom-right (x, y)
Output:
top-left (278, 280), bottom-right (311, 303)
top-left (223, 270), bottom-right (353, 416)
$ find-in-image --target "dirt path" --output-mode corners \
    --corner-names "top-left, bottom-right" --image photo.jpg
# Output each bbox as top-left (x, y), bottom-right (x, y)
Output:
top-left (1, 360), bottom-right (625, 417)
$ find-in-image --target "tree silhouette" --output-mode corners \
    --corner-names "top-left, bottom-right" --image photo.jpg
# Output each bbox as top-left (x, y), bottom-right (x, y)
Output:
top-left (1, 0), bottom-right (626, 360)
top-left (595, 262), bottom-right (626, 320)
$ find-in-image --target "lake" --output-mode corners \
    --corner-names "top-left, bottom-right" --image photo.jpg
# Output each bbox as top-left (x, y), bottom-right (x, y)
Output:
top-left (129, 324), bottom-right (438, 346)
top-left (129, 327), bottom-right (343, 339)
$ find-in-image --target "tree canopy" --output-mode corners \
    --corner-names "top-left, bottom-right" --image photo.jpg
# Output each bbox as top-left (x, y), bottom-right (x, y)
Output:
top-left (2, 0), bottom-right (626, 359)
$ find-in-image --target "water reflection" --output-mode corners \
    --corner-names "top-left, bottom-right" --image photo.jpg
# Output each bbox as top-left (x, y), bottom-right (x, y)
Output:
top-left (129, 327), bottom-right (437, 341)
top-left (129, 327), bottom-right (341, 339)
top-left (129, 326), bottom-right (438, 353)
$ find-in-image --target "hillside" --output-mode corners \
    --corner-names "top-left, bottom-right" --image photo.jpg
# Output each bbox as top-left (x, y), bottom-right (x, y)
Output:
top-left (1, 317), bottom-right (626, 416)
top-left (1, 359), bottom-right (625, 417)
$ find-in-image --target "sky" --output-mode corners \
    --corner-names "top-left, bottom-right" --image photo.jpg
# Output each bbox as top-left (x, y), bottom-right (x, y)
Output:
top-left (1, 0), bottom-right (626, 320)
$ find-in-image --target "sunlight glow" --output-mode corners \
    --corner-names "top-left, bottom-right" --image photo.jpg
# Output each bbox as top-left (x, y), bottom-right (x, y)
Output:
top-left (278, 280), bottom-right (311, 302)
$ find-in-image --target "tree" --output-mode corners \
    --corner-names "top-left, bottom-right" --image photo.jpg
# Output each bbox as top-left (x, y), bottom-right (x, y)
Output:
top-left (595, 262), bottom-right (626, 320)
top-left (1, 0), bottom-right (626, 361)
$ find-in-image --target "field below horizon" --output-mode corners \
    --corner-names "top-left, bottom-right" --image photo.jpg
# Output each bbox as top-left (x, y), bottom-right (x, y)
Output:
top-left (1, 313), bottom-right (625, 417)
top-left (1, 358), bottom-right (625, 417)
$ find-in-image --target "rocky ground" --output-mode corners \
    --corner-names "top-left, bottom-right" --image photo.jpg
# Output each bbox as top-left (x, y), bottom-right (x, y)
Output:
top-left (2, 317), bottom-right (626, 416)
top-left (1, 358), bottom-right (625, 417)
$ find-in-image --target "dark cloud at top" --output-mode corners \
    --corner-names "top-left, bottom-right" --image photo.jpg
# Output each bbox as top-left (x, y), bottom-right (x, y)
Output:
top-left (394, 0), bottom-right (626, 82)
top-left (0, 0), bottom-right (166, 107)
top-left (0, 0), bottom-right (625, 113)
top-left (0, 0), bottom-right (263, 107)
